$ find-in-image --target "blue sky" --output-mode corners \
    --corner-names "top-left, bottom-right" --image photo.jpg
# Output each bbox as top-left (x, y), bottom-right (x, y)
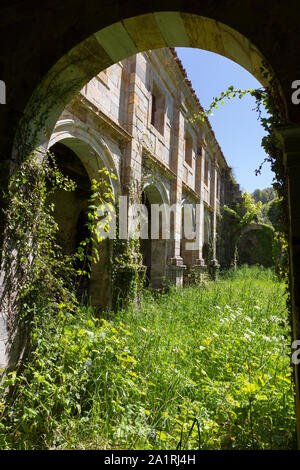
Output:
top-left (175, 48), bottom-right (273, 194)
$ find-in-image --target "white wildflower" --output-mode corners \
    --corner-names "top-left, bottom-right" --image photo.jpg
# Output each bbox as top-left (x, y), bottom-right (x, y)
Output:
top-left (262, 335), bottom-right (271, 342)
top-left (246, 328), bottom-right (256, 336)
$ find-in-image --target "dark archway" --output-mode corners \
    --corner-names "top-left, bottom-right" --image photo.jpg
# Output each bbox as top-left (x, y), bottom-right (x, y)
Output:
top-left (236, 223), bottom-right (277, 268)
top-left (141, 183), bottom-right (168, 289)
top-left (48, 140), bottom-right (114, 310)
top-left (50, 142), bottom-right (91, 255)
top-left (140, 191), bottom-right (151, 286)
top-left (49, 142), bottom-right (91, 303)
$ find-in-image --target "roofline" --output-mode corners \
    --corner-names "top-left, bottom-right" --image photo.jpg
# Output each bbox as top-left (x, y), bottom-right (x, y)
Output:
top-left (169, 47), bottom-right (228, 168)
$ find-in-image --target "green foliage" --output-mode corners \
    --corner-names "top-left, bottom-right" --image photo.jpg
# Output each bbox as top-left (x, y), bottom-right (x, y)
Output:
top-left (259, 197), bottom-right (283, 231)
top-left (252, 187), bottom-right (277, 205)
top-left (251, 188), bottom-right (282, 233)
top-left (109, 177), bottom-right (145, 312)
top-left (3, 152), bottom-right (79, 323)
top-left (253, 194), bottom-right (287, 277)
top-left (266, 198), bottom-right (282, 229)
top-left (75, 168), bottom-right (116, 288)
top-left (0, 267), bottom-right (296, 450)
top-left (0, 64), bottom-right (292, 452)
top-left (111, 236), bottom-right (145, 312)
top-left (194, 83), bottom-right (287, 240)
top-left (237, 226), bottom-right (278, 269)
top-left (2, 156), bottom-right (137, 361)
top-left (197, 83), bottom-right (287, 276)
top-left (223, 191), bottom-right (283, 269)
top-left (221, 264), bottom-right (277, 282)
top-left (224, 191), bottom-right (262, 229)
top-left (0, 305), bottom-right (152, 449)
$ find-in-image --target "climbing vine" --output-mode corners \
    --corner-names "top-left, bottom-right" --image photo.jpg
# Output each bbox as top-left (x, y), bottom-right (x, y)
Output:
top-left (110, 175), bottom-right (145, 312)
top-left (2, 151), bottom-right (78, 327)
top-left (0, 154), bottom-right (126, 360)
top-left (74, 168), bottom-right (117, 297)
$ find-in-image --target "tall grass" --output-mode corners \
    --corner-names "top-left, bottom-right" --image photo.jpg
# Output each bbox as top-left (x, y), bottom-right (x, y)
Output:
top-left (0, 266), bottom-right (296, 449)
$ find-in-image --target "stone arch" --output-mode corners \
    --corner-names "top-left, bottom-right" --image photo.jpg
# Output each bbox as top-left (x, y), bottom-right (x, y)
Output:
top-left (235, 223), bottom-right (276, 268)
top-left (47, 142), bottom-right (91, 303)
top-left (48, 128), bottom-right (120, 310)
top-left (143, 176), bottom-right (170, 206)
top-left (9, 11), bottom-right (285, 292)
top-left (233, 222), bottom-right (267, 249)
top-left (12, 12), bottom-right (286, 162)
top-left (1, 3), bottom-right (300, 443)
top-left (49, 118), bottom-right (121, 195)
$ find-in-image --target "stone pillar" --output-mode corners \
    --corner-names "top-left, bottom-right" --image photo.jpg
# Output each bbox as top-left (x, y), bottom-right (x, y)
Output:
top-left (123, 57), bottom-right (143, 188)
top-left (194, 147), bottom-right (206, 267)
top-left (112, 56), bottom-right (146, 300)
top-left (275, 124), bottom-right (300, 446)
top-left (168, 255), bottom-right (186, 287)
top-left (167, 93), bottom-right (185, 285)
top-left (168, 181), bottom-right (185, 286)
top-left (183, 150), bottom-right (207, 284)
top-left (210, 157), bottom-right (220, 278)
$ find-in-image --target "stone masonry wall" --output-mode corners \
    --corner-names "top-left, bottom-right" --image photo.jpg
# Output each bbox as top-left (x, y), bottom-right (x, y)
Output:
top-left (49, 48), bottom-right (240, 304)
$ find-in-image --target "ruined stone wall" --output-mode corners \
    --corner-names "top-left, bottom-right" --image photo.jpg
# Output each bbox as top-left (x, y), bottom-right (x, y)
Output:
top-left (49, 48), bottom-right (236, 302)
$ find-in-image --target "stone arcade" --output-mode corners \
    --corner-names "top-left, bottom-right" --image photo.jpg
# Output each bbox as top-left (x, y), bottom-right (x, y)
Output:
top-left (48, 48), bottom-right (241, 308)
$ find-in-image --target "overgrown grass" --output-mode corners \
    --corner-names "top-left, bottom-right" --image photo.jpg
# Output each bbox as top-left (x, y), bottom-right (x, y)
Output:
top-left (0, 266), bottom-right (296, 449)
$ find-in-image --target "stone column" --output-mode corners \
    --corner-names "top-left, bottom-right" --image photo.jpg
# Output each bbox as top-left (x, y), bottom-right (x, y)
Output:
top-left (168, 181), bottom-right (186, 286)
top-left (182, 147), bottom-right (207, 284)
top-left (167, 93), bottom-right (185, 286)
top-left (194, 147), bottom-right (206, 267)
top-left (112, 56), bottom-right (146, 303)
top-left (209, 157), bottom-right (220, 279)
top-left (275, 124), bottom-right (300, 445)
top-left (123, 56), bottom-right (143, 188)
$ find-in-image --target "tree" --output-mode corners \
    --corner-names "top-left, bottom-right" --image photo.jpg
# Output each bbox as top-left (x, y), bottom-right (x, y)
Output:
top-left (224, 191), bottom-right (262, 229)
top-left (266, 197), bottom-right (283, 231)
top-left (252, 187), bottom-right (277, 205)
top-left (223, 191), bottom-right (262, 269)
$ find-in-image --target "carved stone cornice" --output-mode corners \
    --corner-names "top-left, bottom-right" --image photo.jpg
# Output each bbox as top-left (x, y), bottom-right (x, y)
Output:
top-left (68, 94), bottom-right (133, 144)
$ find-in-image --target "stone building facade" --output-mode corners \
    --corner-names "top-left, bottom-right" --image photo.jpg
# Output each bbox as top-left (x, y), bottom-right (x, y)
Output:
top-left (49, 48), bottom-right (241, 308)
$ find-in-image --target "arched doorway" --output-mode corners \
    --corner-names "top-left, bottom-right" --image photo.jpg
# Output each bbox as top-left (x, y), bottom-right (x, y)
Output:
top-left (49, 142), bottom-right (90, 255)
top-left (236, 223), bottom-right (278, 268)
top-left (48, 134), bottom-right (119, 311)
top-left (140, 183), bottom-right (169, 289)
top-left (2, 6), bottom-right (300, 443)
top-left (49, 142), bottom-right (91, 303)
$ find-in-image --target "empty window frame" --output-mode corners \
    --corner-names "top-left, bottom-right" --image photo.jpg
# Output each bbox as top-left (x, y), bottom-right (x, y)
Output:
top-left (184, 130), bottom-right (193, 167)
top-left (217, 173), bottom-right (221, 199)
top-left (151, 82), bottom-right (165, 135)
top-left (204, 155), bottom-right (210, 186)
